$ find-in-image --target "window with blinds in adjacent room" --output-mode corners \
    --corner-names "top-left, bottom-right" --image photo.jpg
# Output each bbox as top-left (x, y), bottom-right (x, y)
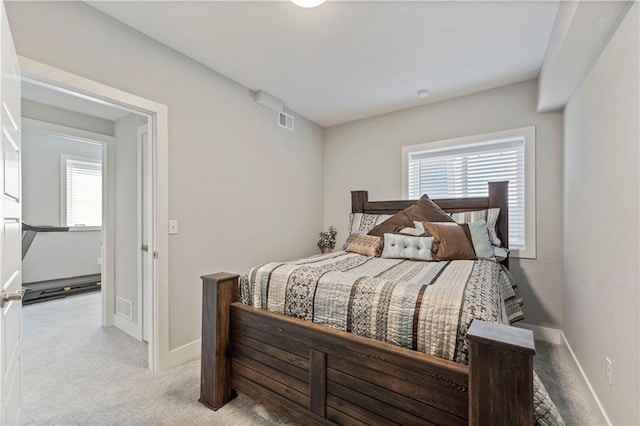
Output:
top-left (402, 127), bottom-right (536, 258)
top-left (63, 158), bottom-right (102, 227)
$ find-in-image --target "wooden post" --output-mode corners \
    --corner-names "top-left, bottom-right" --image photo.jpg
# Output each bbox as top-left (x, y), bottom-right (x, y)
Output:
top-left (466, 320), bottom-right (535, 426)
top-left (351, 191), bottom-right (368, 214)
top-left (488, 181), bottom-right (509, 268)
top-left (199, 273), bottom-right (239, 410)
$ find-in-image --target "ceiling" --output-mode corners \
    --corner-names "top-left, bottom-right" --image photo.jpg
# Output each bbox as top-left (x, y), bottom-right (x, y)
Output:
top-left (89, 1), bottom-right (559, 127)
top-left (22, 80), bottom-right (129, 121)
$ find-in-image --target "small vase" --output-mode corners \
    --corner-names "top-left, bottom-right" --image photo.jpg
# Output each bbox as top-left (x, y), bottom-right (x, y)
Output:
top-left (321, 247), bottom-right (332, 254)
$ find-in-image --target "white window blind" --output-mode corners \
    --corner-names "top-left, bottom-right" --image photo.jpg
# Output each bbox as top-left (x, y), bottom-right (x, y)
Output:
top-left (65, 159), bottom-right (102, 227)
top-left (407, 138), bottom-right (526, 250)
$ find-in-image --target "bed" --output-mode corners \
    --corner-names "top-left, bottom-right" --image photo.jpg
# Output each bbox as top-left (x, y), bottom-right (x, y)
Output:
top-left (200, 182), bottom-right (561, 425)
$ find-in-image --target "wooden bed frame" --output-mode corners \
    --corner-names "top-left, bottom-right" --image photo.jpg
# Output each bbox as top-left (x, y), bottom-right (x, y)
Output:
top-left (200, 181), bottom-right (535, 425)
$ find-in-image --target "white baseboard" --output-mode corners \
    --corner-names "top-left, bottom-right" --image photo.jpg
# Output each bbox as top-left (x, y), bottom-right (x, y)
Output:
top-left (113, 314), bottom-right (142, 341)
top-left (560, 332), bottom-right (611, 426)
top-left (514, 322), bottom-right (562, 344)
top-left (165, 339), bottom-right (201, 369)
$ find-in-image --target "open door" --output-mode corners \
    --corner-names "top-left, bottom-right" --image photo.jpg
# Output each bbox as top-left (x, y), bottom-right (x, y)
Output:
top-left (0, 2), bottom-right (22, 423)
top-left (138, 124), bottom-right (152, 344)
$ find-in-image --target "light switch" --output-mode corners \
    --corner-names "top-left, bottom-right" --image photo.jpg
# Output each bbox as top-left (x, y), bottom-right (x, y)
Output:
top-left (169, 220), bottom-right (178, 235)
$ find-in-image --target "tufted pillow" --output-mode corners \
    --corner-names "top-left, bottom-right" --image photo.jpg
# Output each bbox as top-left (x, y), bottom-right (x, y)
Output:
top-left (346, 235), bottom-right (383, 257)
top-left (380, 233), bottom-right (434, 261)
top-left (451, 208), bottom-right (501, 246)
top-left (368, 194), bottom-right (454, 237)
top-left (423, 222), bottom-right (476, 261)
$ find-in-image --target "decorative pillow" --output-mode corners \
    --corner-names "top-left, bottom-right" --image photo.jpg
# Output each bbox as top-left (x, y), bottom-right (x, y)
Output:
top-left (367, 194), bottom-right (454, 237)
top-left (467, 220), bottom-right (495, 260)
top-left (380, 233), bottom-right (434, 261)
top-left (345, 235), bottom-right (383, 257)
top-left (423, 222), bottom-right (476, 261)
top-left (493, 245), bottom-right (510, 262)
top-left (398, 227), bottom-right (425, 236)
top-left (342, 213), bottom-right (392, 249)
top-left (450, 208), bottom-right (501, 246)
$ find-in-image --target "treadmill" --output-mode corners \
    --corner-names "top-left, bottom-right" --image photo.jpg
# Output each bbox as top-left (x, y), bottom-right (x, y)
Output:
top-left (22, 223), bottom-right (102, 305)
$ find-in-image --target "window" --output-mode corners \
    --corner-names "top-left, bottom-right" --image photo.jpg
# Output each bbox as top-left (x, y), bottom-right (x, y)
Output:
top-left (61, 156), bottom-right (102, 227)
top-left (402, 127), bottom-right (536, 258)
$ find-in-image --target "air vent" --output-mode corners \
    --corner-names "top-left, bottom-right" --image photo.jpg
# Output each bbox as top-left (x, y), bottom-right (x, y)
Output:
top-left (116, 297), bottom-right (133, 321)
top-left (278, 112), bottom-right (294, 131)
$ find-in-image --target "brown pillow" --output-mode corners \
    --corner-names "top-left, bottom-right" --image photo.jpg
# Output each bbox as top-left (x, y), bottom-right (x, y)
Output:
top-left (423, 222), bottom-right (476, 261)
top-left (345, 235), bottom-right (383, 257)
top-left (367, 195), bottom-right (454, 237)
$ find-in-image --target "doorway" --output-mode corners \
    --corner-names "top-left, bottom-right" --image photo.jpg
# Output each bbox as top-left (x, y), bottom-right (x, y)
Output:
top-left (21, 82), bottom-right (154, 362)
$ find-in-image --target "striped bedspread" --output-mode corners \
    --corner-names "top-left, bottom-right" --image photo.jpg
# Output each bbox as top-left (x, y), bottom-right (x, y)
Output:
top-left (239, 251), bottom-right (564, 425)
top-left (240, 251), bottom-right (523, 364)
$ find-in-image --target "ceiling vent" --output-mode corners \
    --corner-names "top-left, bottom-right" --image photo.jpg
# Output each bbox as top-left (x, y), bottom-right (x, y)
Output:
top-left (278, 112), bottom-right (294, 131)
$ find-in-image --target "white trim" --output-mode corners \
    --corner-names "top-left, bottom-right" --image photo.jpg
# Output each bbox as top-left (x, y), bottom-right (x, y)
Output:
top-left (513, 323), bottom-right (561, 345)
top-left (114, 313), bottom-right (142, 342)
top-left (22, 118), bottom-right (113, 145)
top-left (20, 56), bottom-right (170, 372)
top-left (561, 332), bottom-right (612, 425)
top-left (166, 339), bottom-right (201, 367)
top-left (401, 126), bottom-right (537, 259)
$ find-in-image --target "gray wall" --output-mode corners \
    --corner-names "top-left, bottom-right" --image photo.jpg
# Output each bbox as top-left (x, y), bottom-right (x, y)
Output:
top-left (22, 99), bottom-right (114, 136)
top-left (21, 130), bottom-right (102, 283)
top-left (324, 80), bottom-right (564, 329)
top-left (6, 1), bottom-right (325, 349)
top-left (114, 113), bottom-right (146, 327)
top-left (563, 5), bottom-right (639, 424)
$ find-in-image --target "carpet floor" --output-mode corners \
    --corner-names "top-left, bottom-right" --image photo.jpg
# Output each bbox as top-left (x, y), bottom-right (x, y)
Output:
top-left (22, 293), bottom-right (599, 425)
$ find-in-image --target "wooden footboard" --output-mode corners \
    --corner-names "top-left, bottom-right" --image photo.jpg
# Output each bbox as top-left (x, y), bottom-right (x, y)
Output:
top-left (200, 273), bottom-right (535, 425)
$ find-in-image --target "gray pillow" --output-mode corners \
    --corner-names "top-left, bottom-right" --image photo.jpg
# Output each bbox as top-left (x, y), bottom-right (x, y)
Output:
top-left (493, 245), bottom-right (510, 261)
top-left (467, 220), bottom-right (495, 260)
top-left (381, 233), bottom-right (434, 261)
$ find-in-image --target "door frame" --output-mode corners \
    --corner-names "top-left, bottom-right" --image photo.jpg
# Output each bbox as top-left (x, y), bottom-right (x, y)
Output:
top-left (22, 119), bottom-right (114, 316)
top-left (19, 57), bottom-right (170, 372)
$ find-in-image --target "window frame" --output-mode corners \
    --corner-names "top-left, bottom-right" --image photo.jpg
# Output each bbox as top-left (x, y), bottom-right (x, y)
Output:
top-left (60, 154), bottom-right (103, 230)
top-left (401, 126), bottom-right (536, 259)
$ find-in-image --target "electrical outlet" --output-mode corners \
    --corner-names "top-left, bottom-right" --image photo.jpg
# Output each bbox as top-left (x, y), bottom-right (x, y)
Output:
top-left (605, 357), bottom-right (612, 385)
top-left (97, 258), bottom-right (102, 265)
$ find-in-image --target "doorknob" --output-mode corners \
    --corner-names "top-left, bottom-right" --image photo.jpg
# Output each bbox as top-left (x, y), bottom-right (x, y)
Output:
top-left (1, 289), bottom-right (24, 308)
top-left (140, 244), bottom-right (149, 252)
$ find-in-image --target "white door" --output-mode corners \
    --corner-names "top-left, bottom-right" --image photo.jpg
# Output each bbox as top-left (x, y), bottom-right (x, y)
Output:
top-left (138, 124), bottom-right (152, 343)
top-left (0, 2), bottom-right (22, 424)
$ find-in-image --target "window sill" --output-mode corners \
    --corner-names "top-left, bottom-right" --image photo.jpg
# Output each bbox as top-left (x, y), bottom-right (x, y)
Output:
top-left (509, 248), bottom-right (536, 260)
top-left (69, 226), bottom-right (102, 232)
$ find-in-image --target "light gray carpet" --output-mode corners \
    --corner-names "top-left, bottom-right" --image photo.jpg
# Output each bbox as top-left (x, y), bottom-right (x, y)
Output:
top-left (22, 293), bottom-right (294, 425)
top-left (22, 293), bottom-right (599, 425)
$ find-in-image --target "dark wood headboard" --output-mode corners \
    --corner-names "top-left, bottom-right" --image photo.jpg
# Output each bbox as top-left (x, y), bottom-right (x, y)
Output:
top-left (351, 181), bottom-right (509, 250)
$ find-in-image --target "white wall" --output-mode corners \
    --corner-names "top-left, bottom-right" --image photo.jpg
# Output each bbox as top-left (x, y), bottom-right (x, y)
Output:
top-left (22, 99), bottom-right (114, 136)
top-left (563, 4), bottom-right (639, 424)
top-left (6, 1), bottom-right (324, 350)
top-left (21, 130), bottom-right (102, 283)
top-left (114, 113), bottom-right (146, 330)
top-left (324, 80), bottom-right (564, 329)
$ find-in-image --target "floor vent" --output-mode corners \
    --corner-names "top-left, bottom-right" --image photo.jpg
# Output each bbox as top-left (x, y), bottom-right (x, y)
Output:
top-left (278, 112), bottom-right (294, 131)
top-left (116, 297), bottom-right (133, 321)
